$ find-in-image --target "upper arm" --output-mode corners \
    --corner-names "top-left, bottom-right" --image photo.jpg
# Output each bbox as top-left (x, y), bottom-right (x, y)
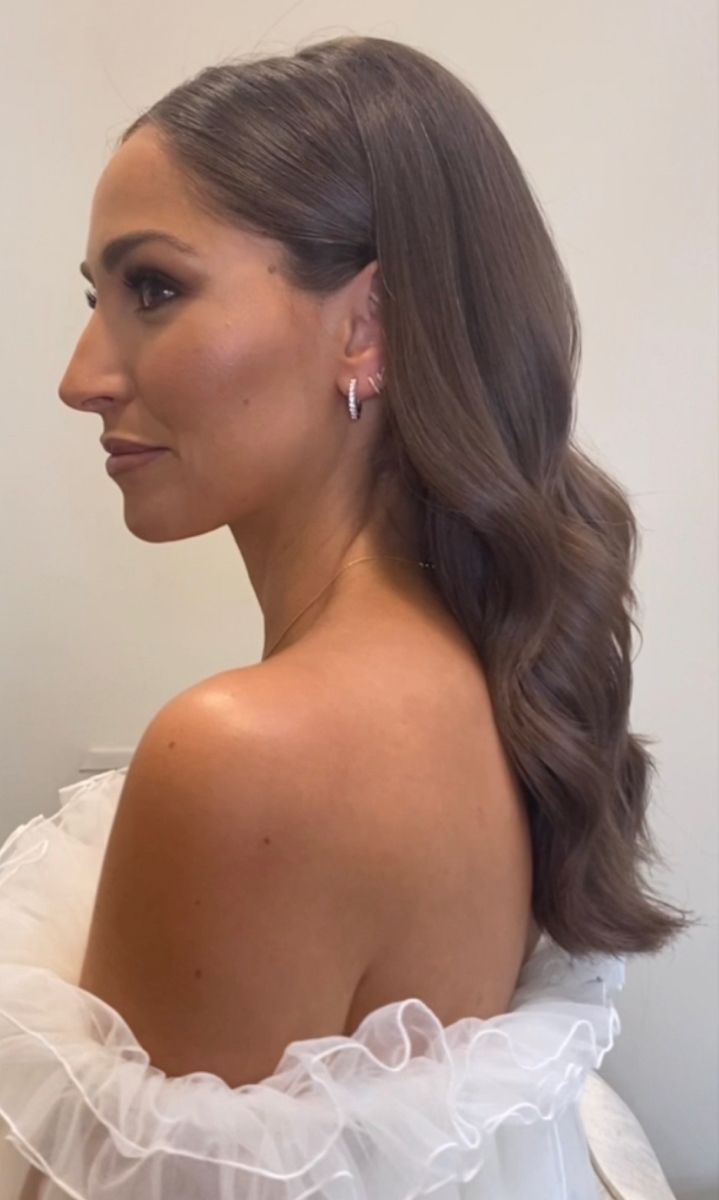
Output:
top-left (78, 680), bottom-right (380, 1087)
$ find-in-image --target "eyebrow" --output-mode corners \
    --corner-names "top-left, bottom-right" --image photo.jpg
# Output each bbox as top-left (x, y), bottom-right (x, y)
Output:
top-left (79, 231), bottom-right (199, 282)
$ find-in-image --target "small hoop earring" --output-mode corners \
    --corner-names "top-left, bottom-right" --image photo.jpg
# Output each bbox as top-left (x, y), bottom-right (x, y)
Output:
top-left (368, 367), bottom-right (385, 396)
top-left (347, 377), bottom-right (362, 421)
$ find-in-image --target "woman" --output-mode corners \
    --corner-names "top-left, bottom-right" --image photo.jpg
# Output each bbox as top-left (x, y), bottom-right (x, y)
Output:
top-left (0, 34), bottom-right (695, 1198)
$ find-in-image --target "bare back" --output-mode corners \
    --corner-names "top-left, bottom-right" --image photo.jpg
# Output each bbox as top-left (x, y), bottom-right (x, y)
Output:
top-left (239, 583), bottom-right (541, 1035)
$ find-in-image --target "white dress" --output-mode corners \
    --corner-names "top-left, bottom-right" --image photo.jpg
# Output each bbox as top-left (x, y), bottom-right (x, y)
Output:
top-left (0, 767), bottom-right (628, 1199)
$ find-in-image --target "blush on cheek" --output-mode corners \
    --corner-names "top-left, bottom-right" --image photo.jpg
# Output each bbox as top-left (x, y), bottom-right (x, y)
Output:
top-left (143, 295), bottom-right (311, 455)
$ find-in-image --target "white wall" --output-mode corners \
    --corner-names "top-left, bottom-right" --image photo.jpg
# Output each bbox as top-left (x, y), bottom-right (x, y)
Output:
top-left (1, 2), bottom-right (716, 1195)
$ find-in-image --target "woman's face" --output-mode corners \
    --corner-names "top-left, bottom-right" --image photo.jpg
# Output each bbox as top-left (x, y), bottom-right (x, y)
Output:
top-left (59, 126), bottom-right (379, 547)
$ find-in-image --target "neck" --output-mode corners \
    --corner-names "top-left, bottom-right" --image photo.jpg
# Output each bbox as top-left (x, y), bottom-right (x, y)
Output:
top-left (262, 547), bottom-right (433, 661)
top-left (235, 474), bottom-right (427, 661)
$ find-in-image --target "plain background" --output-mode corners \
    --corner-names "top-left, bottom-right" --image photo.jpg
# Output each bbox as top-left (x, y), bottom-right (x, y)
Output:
top-left (1, 2), bottom-right (716, 1196)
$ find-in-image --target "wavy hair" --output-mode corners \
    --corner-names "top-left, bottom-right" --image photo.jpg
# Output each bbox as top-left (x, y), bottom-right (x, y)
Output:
top-left (118, 35), bottom-right (699, 957)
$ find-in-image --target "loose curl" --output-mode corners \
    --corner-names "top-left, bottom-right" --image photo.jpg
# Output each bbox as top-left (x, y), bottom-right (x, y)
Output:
top-left (118, 34), bottom-right (699, 957)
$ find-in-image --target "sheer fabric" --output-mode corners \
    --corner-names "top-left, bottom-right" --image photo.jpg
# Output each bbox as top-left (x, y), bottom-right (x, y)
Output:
top-left (0, 768), bottom-right (626, 1198)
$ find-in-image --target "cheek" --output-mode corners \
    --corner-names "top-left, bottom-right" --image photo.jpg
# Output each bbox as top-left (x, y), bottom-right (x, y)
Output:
top-left (139, 314), bottom-right (265, 423)
top-left (139, 309), bottom-right (311, 474)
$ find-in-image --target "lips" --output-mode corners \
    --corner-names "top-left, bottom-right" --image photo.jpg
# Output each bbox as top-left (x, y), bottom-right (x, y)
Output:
top-left (105, 446), bottom-right (169, 477)
top-left (102, 437), bottom-right (167, 456)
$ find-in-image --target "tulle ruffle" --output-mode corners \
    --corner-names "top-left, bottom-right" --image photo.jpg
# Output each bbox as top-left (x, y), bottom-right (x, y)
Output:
top-left (0, 767), bottom-right (626, 1198)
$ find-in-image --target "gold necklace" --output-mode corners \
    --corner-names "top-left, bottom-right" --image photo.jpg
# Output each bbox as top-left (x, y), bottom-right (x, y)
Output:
top-left (263, 554), bottom-right (435, 659)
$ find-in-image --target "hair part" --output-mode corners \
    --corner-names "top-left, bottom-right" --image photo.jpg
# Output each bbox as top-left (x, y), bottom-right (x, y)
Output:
top-left (118, 35), bottom-right (699, 957)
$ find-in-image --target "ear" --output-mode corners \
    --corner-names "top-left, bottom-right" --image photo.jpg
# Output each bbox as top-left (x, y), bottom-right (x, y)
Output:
top-left (337, 260), bottom-right (385, 395)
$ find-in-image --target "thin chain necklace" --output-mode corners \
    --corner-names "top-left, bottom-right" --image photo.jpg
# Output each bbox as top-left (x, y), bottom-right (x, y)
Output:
top-left (263, 554), bottom-right (436, 659)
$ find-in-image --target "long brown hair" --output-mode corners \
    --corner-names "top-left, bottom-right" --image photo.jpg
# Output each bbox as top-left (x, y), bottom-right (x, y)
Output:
top-left (118, 35), bottom-right (699, 957)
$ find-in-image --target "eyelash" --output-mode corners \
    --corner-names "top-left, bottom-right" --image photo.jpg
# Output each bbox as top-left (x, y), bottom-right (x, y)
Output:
top-left (84, 267), bottom-right (180, 313)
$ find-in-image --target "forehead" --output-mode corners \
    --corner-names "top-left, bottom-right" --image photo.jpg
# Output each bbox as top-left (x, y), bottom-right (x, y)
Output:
top-left (86, 127), bottom-right (277, 271)
top-left (90, 128), bottom-right (201, 234)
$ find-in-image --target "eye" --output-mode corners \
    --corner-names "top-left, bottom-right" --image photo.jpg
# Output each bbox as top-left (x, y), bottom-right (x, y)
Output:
top-left (123, 267), bottom-right (180, 312)
top-left (83, 268), bottom-right (180, 313)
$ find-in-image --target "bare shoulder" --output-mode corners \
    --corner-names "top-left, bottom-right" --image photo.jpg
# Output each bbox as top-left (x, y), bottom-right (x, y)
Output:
top-left (188, 639), bottom-right (523, 900)
top-left (77, 666), bottom-right (390, 1087)
top-left (184, 630), bottom-right (517, 863)
top-left (117, 660), bottom-right (390, 893)
top-left (243, 631), bottom-right (539, 1006)
top-left (162, 632), bottom-right (538, 1015)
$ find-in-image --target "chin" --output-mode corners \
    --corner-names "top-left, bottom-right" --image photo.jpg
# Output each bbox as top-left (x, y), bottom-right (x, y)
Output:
top-left (122, 507), bottom-right (225, 543)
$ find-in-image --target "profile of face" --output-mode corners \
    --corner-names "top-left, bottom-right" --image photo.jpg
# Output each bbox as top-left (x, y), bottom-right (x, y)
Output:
top-left (58, 126), bottom-right (384, 551)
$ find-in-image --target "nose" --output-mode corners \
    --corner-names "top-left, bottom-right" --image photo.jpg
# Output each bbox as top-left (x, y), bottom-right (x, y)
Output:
top-left (57, 322), bottom-right (129, 416)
